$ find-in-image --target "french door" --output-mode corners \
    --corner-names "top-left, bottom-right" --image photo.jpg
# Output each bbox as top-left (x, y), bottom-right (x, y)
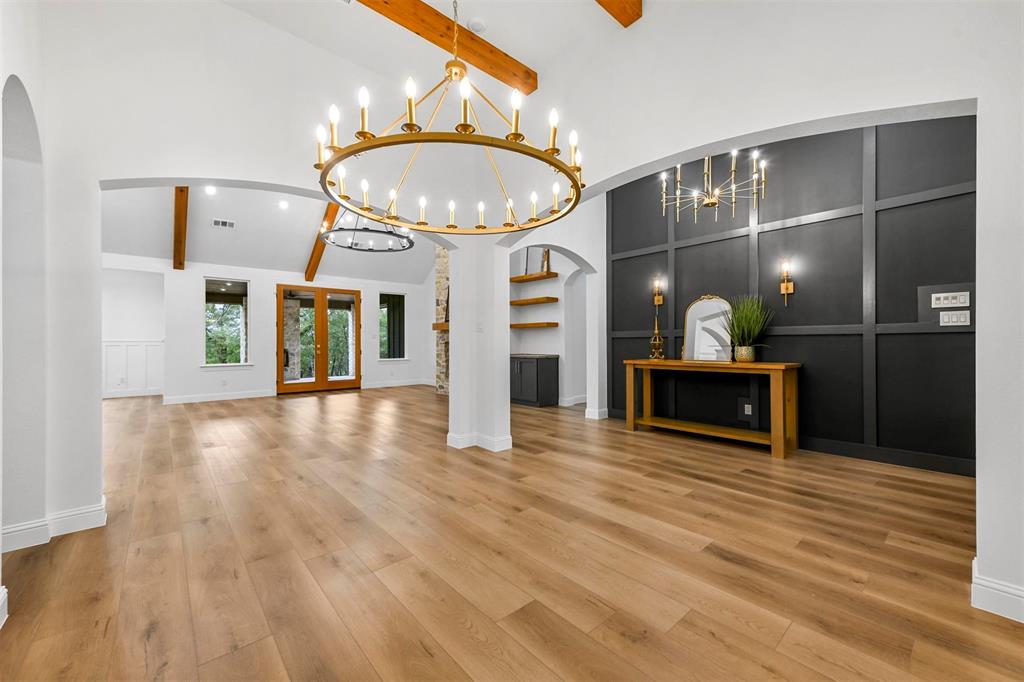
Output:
top-left (276, 284), bottom-right (361, 393)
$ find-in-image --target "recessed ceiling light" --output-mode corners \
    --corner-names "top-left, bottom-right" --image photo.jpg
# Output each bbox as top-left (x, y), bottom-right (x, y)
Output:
top-left (278, 200), bottom-right (289, 210)
top-left (204, 185), bottom-right (217, 196)
top-left (467, 17), bottom-right (486, 33)
top-left (225, 282), bottom-right (232, 286)
top-left (220, 288), bottom-right (226, 292)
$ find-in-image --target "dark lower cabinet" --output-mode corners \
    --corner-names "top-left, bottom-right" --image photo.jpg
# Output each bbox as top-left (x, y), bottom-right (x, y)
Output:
top-left (511, 354), bottom-right (559, 407)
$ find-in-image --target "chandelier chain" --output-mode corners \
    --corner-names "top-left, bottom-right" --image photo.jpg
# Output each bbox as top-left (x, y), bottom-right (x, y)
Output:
top-left (451, 0), bottom-right (460, 61)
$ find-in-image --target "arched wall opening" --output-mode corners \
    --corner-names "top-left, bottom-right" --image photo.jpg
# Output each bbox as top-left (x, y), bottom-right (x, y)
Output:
top-left (1, 75), bottom-right (48, 550)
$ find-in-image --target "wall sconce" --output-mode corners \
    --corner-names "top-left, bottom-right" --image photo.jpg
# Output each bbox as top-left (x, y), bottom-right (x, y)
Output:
top-left (650, 277), bottom-right (665, 359)
top-left (780, 260), bottom-right (795, 306)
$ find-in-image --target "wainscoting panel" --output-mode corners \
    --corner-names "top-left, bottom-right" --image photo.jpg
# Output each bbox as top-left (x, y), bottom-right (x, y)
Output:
top-left (103, 340), bottom-right (163, 398)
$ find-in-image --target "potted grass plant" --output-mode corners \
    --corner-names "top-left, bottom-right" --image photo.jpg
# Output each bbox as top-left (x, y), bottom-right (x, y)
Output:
top-left (726, 295), bottom-right (774, 362)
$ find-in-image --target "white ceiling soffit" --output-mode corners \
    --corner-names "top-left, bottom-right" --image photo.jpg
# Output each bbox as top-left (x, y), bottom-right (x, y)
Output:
top-left (101, 185), bottom-right (434, 284)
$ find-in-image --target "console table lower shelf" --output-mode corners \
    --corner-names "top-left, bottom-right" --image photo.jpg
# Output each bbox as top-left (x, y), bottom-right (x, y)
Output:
top-left (623, 359), bottom-right (801, 459)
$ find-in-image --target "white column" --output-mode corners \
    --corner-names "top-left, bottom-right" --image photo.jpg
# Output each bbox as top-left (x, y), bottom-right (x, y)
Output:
top-left (446, 237), bottom-right (512, 451)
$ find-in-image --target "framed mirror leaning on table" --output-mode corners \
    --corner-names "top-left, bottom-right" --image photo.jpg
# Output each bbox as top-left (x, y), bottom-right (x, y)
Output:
top-left (681, 295), bottom-right (732, 361)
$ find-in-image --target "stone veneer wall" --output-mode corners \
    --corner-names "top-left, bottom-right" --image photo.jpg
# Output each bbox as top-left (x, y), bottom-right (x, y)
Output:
top-left (282, 297), bottom-right (300, 380)
top-left (434, 245), bottom-right (449, 394)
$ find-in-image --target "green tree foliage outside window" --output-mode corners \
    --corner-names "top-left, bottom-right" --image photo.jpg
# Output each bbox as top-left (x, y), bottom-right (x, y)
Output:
top-left (379, 305), bottom-right (389, 358)
top-left (328, 308), bottom-right (351, 377)
top-left (205, 303), bottom-right (245, 364)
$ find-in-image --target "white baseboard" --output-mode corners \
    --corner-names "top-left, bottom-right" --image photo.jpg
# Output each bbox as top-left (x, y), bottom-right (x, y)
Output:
top-left (103, 388), bottom-right (161, 399)
top-left (559, 394), bottom-right (587, 407)
top-left (585, 407), bottom-right (609, 420)
top-left (48, 498), bottom-right (108, 538)
top-left (0, 517), bottom-right (49, 552)
top-left (1, 496), bottom-right (107, 553)
top-left (163, 389), bottom-right (275, 405)
top-left (362, 378), bottom-right (434, 389)
top-left (972, 558), bottom-right (1024, 623)
top-left (0, 586), bottom-right (8, 631)
top-left (446, 432), bottom-right (513, 452)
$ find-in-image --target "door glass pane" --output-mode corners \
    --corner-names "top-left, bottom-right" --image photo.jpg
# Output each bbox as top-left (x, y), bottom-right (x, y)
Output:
top-left (282, 289), bottom-right (316, 384)
top-left (327, 292), bottom-right (356, 380)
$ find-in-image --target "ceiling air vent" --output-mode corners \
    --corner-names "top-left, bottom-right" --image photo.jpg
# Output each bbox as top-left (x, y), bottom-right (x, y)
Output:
top-left (212, 219), bottom-right (236, 230)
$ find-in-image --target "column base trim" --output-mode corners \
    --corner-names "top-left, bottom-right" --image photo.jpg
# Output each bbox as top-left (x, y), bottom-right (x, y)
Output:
top-left (585, 407), bottom-right (608, 420)
top-left (0, 586), bottom-right (8, 631)
top-left (1, 496), bottom-right (107, 553)
top-left (446, 432), bottom-right (513, 452)
top-left (972, 558), bottom-right (1024, 623)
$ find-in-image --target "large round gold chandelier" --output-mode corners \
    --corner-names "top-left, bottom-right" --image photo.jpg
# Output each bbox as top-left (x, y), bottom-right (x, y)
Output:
top-left (310, 1), bottom-right (584, 236)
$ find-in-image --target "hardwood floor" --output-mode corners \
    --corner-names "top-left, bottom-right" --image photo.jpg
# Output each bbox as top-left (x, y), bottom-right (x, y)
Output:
top-left (1, 385), bottom-right (1021, 680)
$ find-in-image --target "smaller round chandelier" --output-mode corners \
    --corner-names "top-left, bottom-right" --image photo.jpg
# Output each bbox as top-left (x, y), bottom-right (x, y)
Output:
top-left (660, 150), bottom-right (769, 223)
top-left (309, 0), bottom-right (585, 236)
top-left (320, 211), bottom-right (415, 253)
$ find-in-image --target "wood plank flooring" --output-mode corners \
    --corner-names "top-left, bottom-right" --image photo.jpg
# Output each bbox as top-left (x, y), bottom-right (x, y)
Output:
top-left (1, 385), bottom-right (1021, 680)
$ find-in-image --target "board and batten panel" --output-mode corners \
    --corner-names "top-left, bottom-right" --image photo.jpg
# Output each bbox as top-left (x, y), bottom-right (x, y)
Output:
top-left (610, 173), bottom-right (669, 254)
top-left (876, 194), bottom-right (976, 324)
top-left (674, 237), bottom-right (749, 313)
top-left (103, 341), bottom-right (164, 398)
top-left (876, 116), bottom-right (976, 199)
top-left (757, 215), bottom-right (864, 327)
top-left (877, 333), bottom-right (975, 460)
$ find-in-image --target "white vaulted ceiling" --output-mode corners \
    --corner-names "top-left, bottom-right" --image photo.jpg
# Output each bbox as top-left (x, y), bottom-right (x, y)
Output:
top-left (101, 185), bottom-right (435, 283)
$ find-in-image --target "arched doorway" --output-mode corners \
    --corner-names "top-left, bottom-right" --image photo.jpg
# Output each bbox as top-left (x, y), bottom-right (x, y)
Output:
top-left (2, 75), bottom-right (48, 551)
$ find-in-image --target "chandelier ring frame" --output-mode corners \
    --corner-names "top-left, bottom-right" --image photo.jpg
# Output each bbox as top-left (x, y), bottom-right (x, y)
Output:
top-left (318, 131), bottom-right (583, 236)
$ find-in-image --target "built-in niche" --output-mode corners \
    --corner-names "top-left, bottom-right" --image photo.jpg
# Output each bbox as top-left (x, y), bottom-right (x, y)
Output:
top-left (607, 115), bottom-right (976, 475)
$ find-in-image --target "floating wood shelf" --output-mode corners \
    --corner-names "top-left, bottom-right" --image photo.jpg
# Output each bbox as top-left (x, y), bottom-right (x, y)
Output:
top-left (431, 322), bottom-right (449, 331)
top-left (509, 271), bottom-right (558, 284)
top-left (510, 322), bottom-right (559, 329)
top-left (510, 296), bottom-right (559, 307)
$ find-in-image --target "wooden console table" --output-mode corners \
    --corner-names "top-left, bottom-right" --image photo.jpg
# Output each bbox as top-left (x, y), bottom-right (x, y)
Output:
top-left (623, 359), bottom-right (801, 458)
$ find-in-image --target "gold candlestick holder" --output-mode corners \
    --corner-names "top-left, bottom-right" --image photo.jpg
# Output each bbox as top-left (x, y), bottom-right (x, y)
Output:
top-left (649, 284), bottom-right (665, 360)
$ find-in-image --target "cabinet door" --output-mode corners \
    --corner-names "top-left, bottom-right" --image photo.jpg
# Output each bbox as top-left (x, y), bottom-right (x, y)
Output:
top-left (510, 360), bottom-right (520, 400)
top-left (519, 359), bottom-right (538, 403)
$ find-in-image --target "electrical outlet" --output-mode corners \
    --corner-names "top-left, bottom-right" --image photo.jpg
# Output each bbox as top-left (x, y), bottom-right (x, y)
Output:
top-left (743, 403), bottom-right (753, 416)
top-left (939, 310), bottom-right (971, 326)
top-left (931, 291), bottom-right (970, 308)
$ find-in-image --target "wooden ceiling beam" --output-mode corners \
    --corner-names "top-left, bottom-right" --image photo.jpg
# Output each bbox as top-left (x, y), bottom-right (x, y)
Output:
top-left (172, 186), bottom-right (189, 270)
top-left (305, 203), bottom-right (341, 282)
top-left (356, 0), bottom-right (538, 94)
top-left (595, 0), bottom-right (642, 28)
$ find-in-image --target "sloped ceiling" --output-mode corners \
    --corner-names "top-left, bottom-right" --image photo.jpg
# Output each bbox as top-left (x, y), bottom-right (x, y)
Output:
top-left (101, 186), bottom-right (434, 284)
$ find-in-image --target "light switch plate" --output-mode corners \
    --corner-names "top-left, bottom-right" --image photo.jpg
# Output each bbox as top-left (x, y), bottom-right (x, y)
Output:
top-left (939, 310), bottom-right (971, 326)
top-left (931, 291), bottom-right (971, 308)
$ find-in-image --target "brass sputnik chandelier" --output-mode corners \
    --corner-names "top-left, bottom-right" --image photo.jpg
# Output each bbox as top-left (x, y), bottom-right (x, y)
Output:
top-left (311, 1), bottom-right (584, 236)
top-left (660, 150), bottom-right (768, 222)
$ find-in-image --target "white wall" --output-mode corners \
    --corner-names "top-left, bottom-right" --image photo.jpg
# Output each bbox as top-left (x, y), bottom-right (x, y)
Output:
top-left (102, 268), bottom-right (164, 339)
top-left (102, 253), bottom-right (434, 404)
top-left (2, 153), bottom-right (46, 548)
top-left (102, 268), bottom-right (164, 398)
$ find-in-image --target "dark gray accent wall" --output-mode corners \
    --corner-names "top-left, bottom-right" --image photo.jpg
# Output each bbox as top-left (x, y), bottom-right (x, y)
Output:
top-left (607, 116), bottom-right (976, 475)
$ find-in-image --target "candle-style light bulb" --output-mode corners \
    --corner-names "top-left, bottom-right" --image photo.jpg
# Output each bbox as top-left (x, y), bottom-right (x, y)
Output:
top-left (328, 105), bottom-right (340, 146)
top-left (781, 260), bottom-right (791, 277)
top-left (360, 178), bottom-right (370, 209)
top-left (315, 124), bottom-right (327, 164)
top-left (575, 150), bottom-right (583, 185)
top-left (447, 200), bottom-right (456, 227)
top-left (457, 78), bottom-right (473, 132)
top-left (336, 163), bottom-right (348, 198)
top-left (730, 149), bottom-right (738, 173)
top-left (388, 239), bottom-right (394, 250)
top-left (660, 172), bottom-right (667, 192)
top-left (477, 201), bottom-right (485, 228)
top-left (547, 109), bottom-right (559, 152)
top-left (404, 77), bottom-right (417, 130)
top-left (551, 182), bottom-right (561, 213)
top-left (509, 89), bottom-right (522, 140)
top-left (387, 188), bottom-right (397, 217)
top-left (568, 129), bottom-right (579, 166)
top-left (760, 159), bottom-right (767, 197)
top-left (357, 86), bottom-right (370, 137)
top-left (418, 195), bottom-right (427, 224)
top-left (529, 191), bottom-right (538, 220)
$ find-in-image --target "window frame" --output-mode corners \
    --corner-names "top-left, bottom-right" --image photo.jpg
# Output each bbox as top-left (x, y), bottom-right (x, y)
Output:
top-left (203, 276), bottom-right (252, 367)
top-left (378, 292), bottom-right (407, 361)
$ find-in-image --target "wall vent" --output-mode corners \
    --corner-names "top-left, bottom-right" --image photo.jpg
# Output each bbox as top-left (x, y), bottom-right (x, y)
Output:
top-left (212, 219), bottom-right (236, 229)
